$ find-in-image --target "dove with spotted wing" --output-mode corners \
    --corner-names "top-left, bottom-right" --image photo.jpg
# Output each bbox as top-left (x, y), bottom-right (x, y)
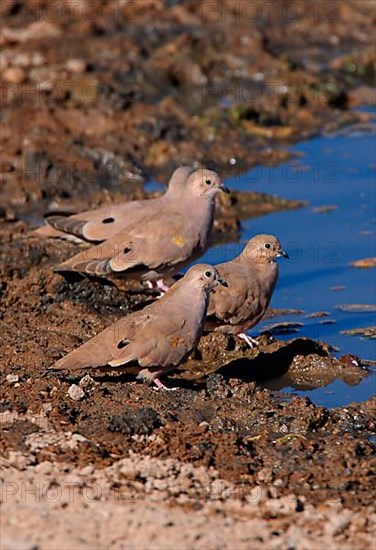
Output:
top-left (52, 264), bottom-right (227, 389)
top-left (54, 169), bottom-right (229, 290)
top-left (32, 166), bottom-right (193, 243)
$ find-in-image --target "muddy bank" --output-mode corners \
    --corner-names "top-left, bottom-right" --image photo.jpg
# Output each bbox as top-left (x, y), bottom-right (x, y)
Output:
top-left (1, 215), bottom-right (375, 547)
top-left (1, 258), bottom-right (375, 507)
top-left (1, 346), bottom-right (375, 549)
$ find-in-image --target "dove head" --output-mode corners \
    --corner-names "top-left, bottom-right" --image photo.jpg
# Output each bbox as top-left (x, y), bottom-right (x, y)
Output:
top-left (184, 169), bottom-right (229, 199)
top-left (166, 166), bottom-right (193, 197)
top-left (184, 264), bottom-right (228, 292)
top-left (243, 234), bottom-right (289, 264)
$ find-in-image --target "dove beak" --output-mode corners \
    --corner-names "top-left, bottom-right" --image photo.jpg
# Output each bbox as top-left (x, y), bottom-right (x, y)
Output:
top-left (217, 277), bottom-right (228, 287)
top-left (218, 182), bottom-right (230, 194)
top-left (277, 249), bottom-right (289, 259)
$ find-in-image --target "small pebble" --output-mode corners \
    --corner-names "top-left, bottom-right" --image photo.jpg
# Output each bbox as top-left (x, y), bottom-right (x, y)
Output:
top-left (79, 464), bottom-right (94, 476)
top-left (65, 59), bottom-right (86, 73)
top-left (68, 384), bottom-right (85, 401)
top-left (79, 374), bottom-right (98, 392)
top-left (3, 66), bottom-right (25, 84)
top-left (72, 433), bottom-right (87, 443)
top-left (6, 374), bottom-right (19, 383)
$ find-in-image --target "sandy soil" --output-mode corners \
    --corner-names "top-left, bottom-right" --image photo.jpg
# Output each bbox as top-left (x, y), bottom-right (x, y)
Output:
top-left (1, 1), bottom-right (375, 549)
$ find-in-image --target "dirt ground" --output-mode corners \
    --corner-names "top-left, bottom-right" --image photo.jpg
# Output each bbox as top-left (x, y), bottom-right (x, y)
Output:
top-left (1, 1), bottom-right (375, 549)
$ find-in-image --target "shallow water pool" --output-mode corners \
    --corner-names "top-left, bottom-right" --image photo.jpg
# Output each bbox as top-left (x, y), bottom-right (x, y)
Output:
top-left (207, 117), bottom-right (376, 407)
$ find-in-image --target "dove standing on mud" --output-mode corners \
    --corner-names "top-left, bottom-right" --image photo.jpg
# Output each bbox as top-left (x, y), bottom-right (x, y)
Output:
top-left (52, 264), bottom-right (227, 389)
top-left (54, 169), bottom-right (229, 291)
top-left (32, 166), bottom-right (192, 243)
top-left (205, 235), bottom-right (288, 347)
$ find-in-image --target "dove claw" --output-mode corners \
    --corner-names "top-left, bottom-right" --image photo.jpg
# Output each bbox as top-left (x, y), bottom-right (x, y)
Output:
top-left (153, 378), bottom-right (179, 391)
top-left (239, 333), bottom-right (259, 348)
top-left (146, 278), bottom-right (170, 297)
top-left (50, 265), bottom-right (224, 387)
top-left (156, 279), bottom-right (170, 294)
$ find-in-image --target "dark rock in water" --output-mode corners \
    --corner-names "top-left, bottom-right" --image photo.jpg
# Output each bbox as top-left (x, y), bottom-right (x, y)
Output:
top-left (261, 321), bottom-right (304, 335)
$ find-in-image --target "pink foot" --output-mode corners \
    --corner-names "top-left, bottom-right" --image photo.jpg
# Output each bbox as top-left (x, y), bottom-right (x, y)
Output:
top-left (146, 279), bottom-right (170, 297)
top-left (239, 333), bottom-right (259, 348)
top-left (153, 377), bottom-right (178, 391)
top-left (156, 279), bottom-right (170, 294)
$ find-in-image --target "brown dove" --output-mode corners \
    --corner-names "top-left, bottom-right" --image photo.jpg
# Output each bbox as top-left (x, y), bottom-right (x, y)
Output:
top-left (32, 166), bottom-right (192, 243)
top-left (54, 169), bottom-right (229, 292)
top-left (51, 264), bottom-right (227, 389)
top-left (205, 235), bottom-right (288, 347)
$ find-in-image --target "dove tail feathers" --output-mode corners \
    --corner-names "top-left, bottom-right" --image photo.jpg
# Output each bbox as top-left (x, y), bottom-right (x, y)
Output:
top-left (31, 224), bottom-right (84, 243)
top-left (46, 215), bottom-right (87, 239)
top-left (54, 259), bottom-right (113, 276)
top-left (52, 353), bottom-right (89, 371)
top-left (52, 356), bottom-right (98, 371)
top-left (52, 343), bottom-right (103, 371)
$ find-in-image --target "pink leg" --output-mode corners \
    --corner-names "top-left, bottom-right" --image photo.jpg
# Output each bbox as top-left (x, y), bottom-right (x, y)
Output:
top-left (156, 279), bottom-right (170, 294)
top-left (239, 333), bottom-right (259, 348)
top-left (146, 279), bottom-right (170, 296)
top-left (153, 377), bottom-right (178, 391)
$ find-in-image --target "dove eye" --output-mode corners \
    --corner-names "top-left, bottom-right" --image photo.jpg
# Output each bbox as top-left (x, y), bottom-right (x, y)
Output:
top-left (205, 179), bottom-right (212, 185)
top-left (264, 243), bottom-right (271, 249)
top-left (204, 270), bottom-right (212, 278)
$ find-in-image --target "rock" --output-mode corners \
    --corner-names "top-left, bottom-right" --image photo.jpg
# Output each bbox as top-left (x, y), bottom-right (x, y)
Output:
top-left (67, 384), bottom-right (85, 401)
top-left (71, 433), bottom-right (87, 443)
top-left (79, 464), bottom-right (94, 476)
top-left (313, 205), bottom-right (338, 213)
top-left (1, 21), bottom-right (61, 44)
top-left (261, 321), bottom-right (304, 335)
top-left (79, 375), bottom-right (98, 392)
top-left (34, 461), bottom-right (54, 475)
top-left (324, 510), bottom-right (353, 536)
top-left (6, 374), bottom-right (19, 384)
top-left (335, 304), bottom-right (376, 313)
top-left (3, 67), bottom-right (25, 84)
top-left (350, 257), bottom-right (376, 269)
top-left (263, 495), bottom-right (297, 517)
top-left (341, 326), bottom-right (376, 339)
top-left (305, 311), bottom-right (330, 318)
top-left (42, 403), bottom-right (53, 413)
top-left (65, 59), bottom-right (87, 73)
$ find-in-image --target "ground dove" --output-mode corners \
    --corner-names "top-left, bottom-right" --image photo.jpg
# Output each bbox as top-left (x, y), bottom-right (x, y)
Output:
top-left (32, 166), bottom-right (192, 242)
top-left (54, 169), bottom-right (229, 291)
top-left (205, 235), bottom-right (288, 347)
top-left (52, 264), bottom-right (227, 389)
